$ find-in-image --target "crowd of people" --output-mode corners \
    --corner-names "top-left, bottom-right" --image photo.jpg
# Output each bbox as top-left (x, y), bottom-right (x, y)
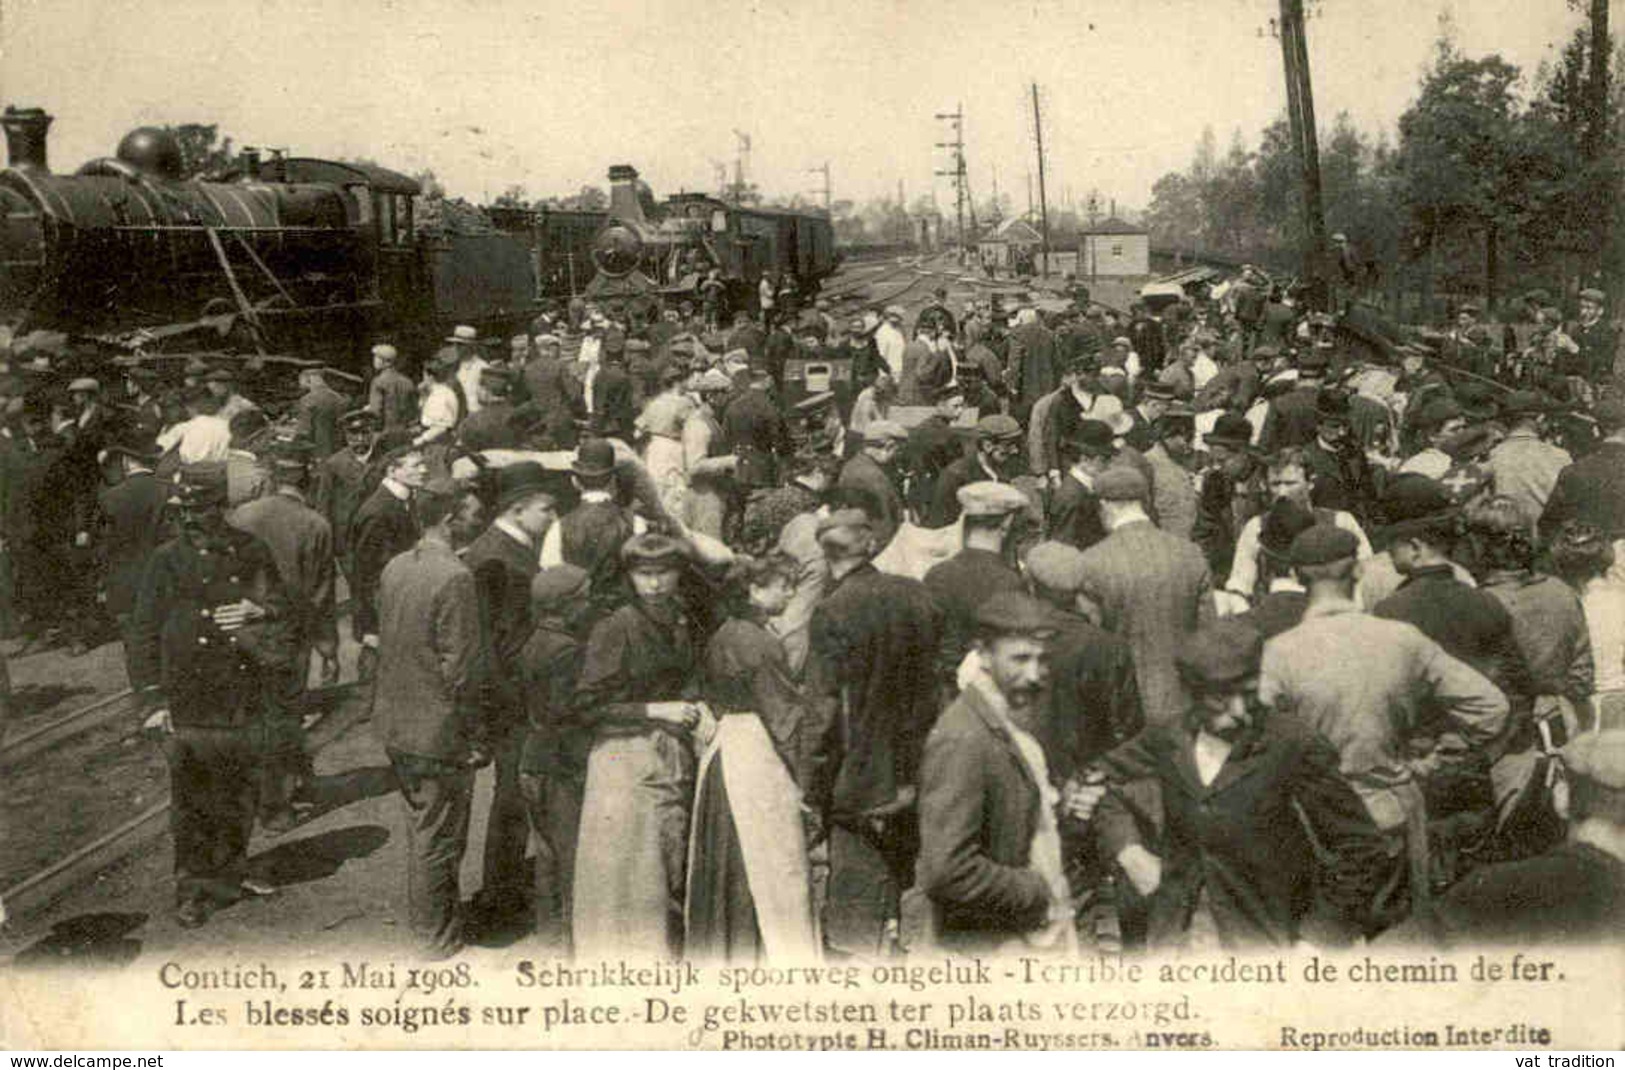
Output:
top-left (7, 267), bottom-right (1622, 961)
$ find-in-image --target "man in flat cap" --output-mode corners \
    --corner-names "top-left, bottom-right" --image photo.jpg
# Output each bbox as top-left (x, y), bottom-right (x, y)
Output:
top-left (293, 366), bottom-right (349, 461)
top-left (1024, 540), bottom-right (1143, 776)
top-left (923, 482), bottom-right (1030, 697)
top-left (1484, 390), bottom-right (1570, 525)
top-left (837, 419), bottom-right (908, 550)
top-left (1262, 522), bottom-right (1509, 927)
top-left (131, 463), bottom-right (297, 928)
top-left (1557, 287), bottom-right (1618, 386)
top-left (313, 409), bottom-right (382, 588)
top-left (917, 591), bottom-right (1079, 953)
top-left (462, 461), bottom-right (572, 932)
top-left (229, 437), bottom-right (340, 832)
top-left (930, 413), bottom-right (1025, 528)
top-left (803, 502), bottom-right (941, 958)
top-left (365, 344), bottom-right (418, 437)
top-left (1540, 397), bottom-right (1625, 562)
top-left (1076, 464), bottom-right (1215, 726)
top-left (1382, 730), bottom-right (1625, 946)
top-left (1088, 620), bottom-right (1387, 949)
top-left (373, 475), bottom-right (489, 958)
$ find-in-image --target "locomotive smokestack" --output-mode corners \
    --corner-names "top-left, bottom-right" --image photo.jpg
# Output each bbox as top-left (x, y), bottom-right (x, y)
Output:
top-left (607, 164), bottom-right (648, 225)
top-left (2, 106), bottom-right (54, 174)
top-left (240, 147), bottom-right (261, 181)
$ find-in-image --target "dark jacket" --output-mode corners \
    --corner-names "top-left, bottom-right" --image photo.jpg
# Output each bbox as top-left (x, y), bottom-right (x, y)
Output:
top-left (836, 451), bottom-right (905, 549)
top-left (923, 547), bottom-right (1025, 690)
top-left (1047, 473), bottom-right (1106, 551)
top-left (722, 387), bottom-right (791, 489)
top-left (520, 356), bottom-right (580, 448)
top-left (917, 684), bottom-right (1053, 950)
top-left (229, 489), bottom-right (338, 649)
top-left (1044, 608), bottom-right (1144, 778)
top-left (1259, 386), bottom-right (1320, 453)
top-left (313, 445), bottom-right (380, 563)
top-left (1381, 841), bottom-right (1625, 947)
top-left (1096, 712), bottom-right (1387, 948)
top-left (518, 620), bottom-right (589, 776)
top-left (130, 525), bottom-right (296, 725)
top-left (558, 497), bottom-right (637, 616)
top-left (462, 523), bottom-right (540, 722)
top-left (457, 401), bottom-right (522, 451)
top-left (904, 416), bottom-right (965, 524)
top-left (1540, 440), bottom-right (1625, 542)
top-left (585, 365), bottom-right (636, 442)
top-left (295, 383), bottom-right (349, 459)
top-left (367, 368), bottom-right (419, 434)
top-left (349, 484), bottom-right (418, 639)
top-left (1374, 565), bottom-right (1528, 698)
top-left (97, 469), bottom-right (170, 617)
top-left (805, 562), bottom-right (942, 821)
top-left (573, 597), bottom-right (699, 739)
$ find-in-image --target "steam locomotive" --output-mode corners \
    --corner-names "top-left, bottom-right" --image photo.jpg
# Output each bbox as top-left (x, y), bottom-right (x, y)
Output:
top-left (492, 165), bottom-right (840, 313)
top-left (0, 106), bottom-right (536, 368)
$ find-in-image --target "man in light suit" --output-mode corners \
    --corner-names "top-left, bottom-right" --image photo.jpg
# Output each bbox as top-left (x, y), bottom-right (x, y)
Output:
top-left (1075, 466), bottom-right (1215, 726)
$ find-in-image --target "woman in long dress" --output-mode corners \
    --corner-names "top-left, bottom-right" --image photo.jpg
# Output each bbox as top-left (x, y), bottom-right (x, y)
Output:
top-left (638, 365), bottom-right (696, 520)
top-left (685, 554), bottom-right (820, 962)
top-left (572, 534), bottom-right (709, 959)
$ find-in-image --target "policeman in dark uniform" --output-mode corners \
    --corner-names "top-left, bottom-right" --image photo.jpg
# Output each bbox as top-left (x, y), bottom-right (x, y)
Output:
top-left (130, 463), bottom-right (296, 928)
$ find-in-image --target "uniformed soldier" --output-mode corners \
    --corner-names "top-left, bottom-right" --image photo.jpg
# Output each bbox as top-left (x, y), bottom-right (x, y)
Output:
top-left (130, 463), bottom-right (296, 927)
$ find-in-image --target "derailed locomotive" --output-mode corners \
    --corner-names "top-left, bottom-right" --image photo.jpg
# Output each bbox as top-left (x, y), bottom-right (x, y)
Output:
top-left (492, 164), bottom-right (840, 313)
top-left (0, 106), bottom-right (536, 368)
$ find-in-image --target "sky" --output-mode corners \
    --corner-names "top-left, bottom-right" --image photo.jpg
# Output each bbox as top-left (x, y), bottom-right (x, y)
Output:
top-left (0, 0), bottom-right (1602, 217)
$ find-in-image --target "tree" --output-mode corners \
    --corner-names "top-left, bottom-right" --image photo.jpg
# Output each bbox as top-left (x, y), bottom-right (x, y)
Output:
top-left (165, 123), bottom-right (237, 178)
top-left (1394, 46), bottom-right (1524, 308)
top-left (493, 184), bottom-right (529, 208)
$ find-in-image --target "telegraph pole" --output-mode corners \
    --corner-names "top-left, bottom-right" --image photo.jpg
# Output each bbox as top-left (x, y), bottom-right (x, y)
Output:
top-left (806, 161), bottom-right (831, 212)
top-left (1277, 0), bottom-right (1327, 306)
top-left (934, 104), bottom-right (969, 263)
top-left (1031, 82), bottom-right (1052, 278)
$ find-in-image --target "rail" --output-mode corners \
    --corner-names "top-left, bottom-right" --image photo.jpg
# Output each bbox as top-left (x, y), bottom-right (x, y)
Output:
top-left (0, 680), bottom-right (364, 921)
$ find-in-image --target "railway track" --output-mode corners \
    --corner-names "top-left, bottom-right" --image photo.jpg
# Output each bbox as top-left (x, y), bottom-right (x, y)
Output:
top-left (0, 679), bottom-right (364, 921)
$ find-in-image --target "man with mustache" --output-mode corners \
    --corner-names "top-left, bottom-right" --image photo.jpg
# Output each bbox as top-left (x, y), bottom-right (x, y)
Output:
top-left (1083, 620), bottom-right (1387, 949)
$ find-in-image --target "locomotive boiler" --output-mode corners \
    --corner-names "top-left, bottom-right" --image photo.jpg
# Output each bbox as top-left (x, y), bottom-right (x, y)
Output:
top-left (0, 106), bottom-right (536, 367)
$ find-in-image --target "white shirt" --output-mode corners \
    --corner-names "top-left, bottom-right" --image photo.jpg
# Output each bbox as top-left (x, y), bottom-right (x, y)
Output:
top-left (1193, 730), bottom-right (1233, 787)
top-left (418, 383), bottom-right (459, 442)
top-left (158, 414), bottom-right (231, 465)
top-left (456, 356), bottom-right (489, 415)
top-left (1398, 448), bottom-right (1452, 479)
top-left (494, 516), bottom-right (534, 550)
top-left (1582, 578), bottom-right (1625, 694)
top-left (875, 322), bottom-right (907, 381)
top-left (1224, 507), bottom-right (1372, 601)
